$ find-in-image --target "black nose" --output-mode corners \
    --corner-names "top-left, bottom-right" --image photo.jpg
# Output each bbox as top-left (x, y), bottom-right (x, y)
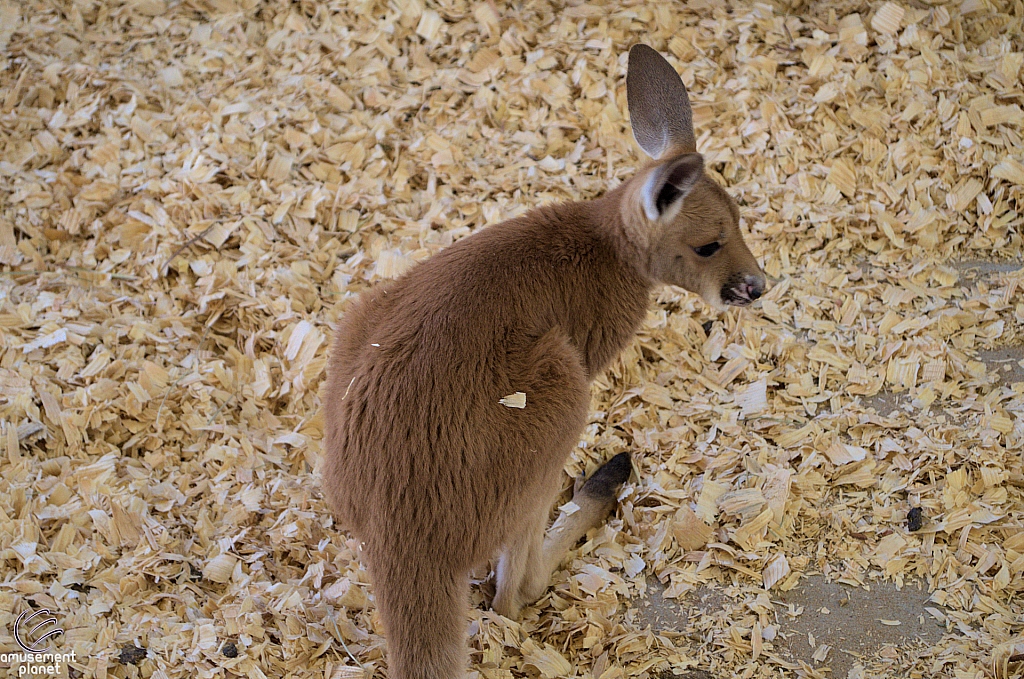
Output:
top-left (722, 274), bottom-right (766, 305)
top-left (742, 275), bottom-right (764, 301)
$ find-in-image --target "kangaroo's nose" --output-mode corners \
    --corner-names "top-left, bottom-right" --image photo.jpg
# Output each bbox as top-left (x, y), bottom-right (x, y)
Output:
top-left (741, 276), bottom-right (765, 301)
top-left (721, 273), bottom-right (767, 307)
top-left (742, 275), bottom-right (765, 301)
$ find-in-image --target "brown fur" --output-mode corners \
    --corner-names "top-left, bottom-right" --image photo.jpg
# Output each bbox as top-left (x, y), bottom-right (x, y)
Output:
top-left (320, 45), bottom-right (766, 679)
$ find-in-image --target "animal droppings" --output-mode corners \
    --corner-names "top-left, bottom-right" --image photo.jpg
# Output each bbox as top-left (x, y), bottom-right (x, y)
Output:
top-left (907, 506), bottom-right (925, 532)
top-left (118, 646), bottom-right (147, 666)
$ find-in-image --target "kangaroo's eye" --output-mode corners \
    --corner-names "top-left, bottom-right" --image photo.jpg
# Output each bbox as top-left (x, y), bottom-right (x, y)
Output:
top-left (694, 242), bottom-right (721, 257)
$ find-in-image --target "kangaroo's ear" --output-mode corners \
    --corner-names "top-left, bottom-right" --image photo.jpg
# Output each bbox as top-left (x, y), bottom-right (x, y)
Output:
top-left (626, 44), bottom-right (696, 159)
top-left (640, 153), bottom-right (704, 221)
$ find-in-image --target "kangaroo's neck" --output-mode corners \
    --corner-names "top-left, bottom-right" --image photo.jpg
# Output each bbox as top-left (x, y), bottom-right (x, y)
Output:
top-left (539, 187), bottom-right (654, 378)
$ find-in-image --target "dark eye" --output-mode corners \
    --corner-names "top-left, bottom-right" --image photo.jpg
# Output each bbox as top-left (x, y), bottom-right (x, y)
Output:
top-left (694, 242), bottom-right (721, 257)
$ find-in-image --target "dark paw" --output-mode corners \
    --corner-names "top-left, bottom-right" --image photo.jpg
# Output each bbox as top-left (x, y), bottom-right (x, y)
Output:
top-left (579, 452), bottom-right (632, 501)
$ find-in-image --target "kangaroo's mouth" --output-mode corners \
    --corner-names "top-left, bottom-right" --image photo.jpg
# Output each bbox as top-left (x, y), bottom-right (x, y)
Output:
top-left (722, 292), bottom-right (755, 307)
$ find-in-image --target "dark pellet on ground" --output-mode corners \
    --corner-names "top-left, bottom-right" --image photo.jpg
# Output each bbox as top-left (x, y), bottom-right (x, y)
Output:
top-left (222, 641), bottom-right (238, 658)
top-left (907, 507), bottom-right (924, 532)
top-left (118, 645), bottom-right (147, 665)
top-left (702, 320), bottom-right (714, 336)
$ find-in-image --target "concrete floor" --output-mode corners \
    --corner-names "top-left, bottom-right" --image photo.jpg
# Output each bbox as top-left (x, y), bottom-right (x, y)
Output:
top-left (636, 258), bottom-right (1022, 678)
top-left (634, 574), bottom-right (944, 677)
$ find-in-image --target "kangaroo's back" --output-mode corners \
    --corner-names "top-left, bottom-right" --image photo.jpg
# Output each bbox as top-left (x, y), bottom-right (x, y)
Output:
top-left (320, 195), bottom-right (648, 553)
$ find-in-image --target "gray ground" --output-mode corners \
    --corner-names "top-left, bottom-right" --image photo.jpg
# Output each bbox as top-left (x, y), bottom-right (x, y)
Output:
top-left (634, 258), bottom-right (1023, 678)
top-left (634, 575), bottom-right (944, 678)
top-left (775, 576), bottom-right (942, 676)
top-left (864, 260), bottom-right (1024, 415)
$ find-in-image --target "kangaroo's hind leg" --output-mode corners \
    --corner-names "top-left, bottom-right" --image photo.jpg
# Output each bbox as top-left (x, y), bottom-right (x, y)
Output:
top-left (367, 551), bottom-right (470, 679)
top-left (492, 452), bottom-right (632, 619)
top-left (492, 500), bottom-right (548, 620)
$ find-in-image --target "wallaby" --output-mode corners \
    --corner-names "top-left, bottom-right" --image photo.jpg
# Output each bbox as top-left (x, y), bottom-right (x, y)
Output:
top-left (320, 44), bottom-right (766, 679)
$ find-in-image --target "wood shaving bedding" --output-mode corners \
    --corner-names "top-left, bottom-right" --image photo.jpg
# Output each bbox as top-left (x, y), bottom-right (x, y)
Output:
top-left (0, 1), bottom-right (1022, 677)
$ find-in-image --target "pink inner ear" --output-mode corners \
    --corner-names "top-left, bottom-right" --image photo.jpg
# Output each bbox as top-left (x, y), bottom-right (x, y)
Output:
top-left (641, 154), bottom-right (704, 220)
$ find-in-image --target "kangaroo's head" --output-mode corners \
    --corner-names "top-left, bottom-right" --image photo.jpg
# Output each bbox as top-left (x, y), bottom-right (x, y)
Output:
top-left (620, 44), bottom-right (765, 311)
